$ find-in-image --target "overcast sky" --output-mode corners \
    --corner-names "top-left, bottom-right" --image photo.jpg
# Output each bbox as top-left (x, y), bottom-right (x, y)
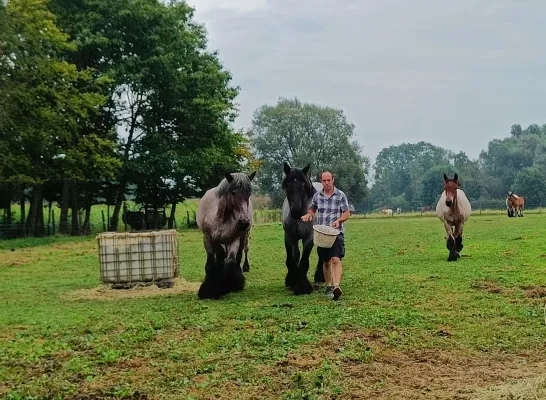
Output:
top-left (185, 0), bottom-right (546, 164)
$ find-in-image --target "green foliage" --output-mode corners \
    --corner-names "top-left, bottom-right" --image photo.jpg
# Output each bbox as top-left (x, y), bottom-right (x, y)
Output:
top-left (249, 97), bottom-right (369, 206)
top-left (369, 123), bottom-right (546, 211)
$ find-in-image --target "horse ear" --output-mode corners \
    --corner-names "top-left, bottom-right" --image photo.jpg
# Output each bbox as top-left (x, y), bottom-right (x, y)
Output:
top-left (248, 171), bottom-right (256, 181)
top-left (225, 173), bottom-right (234, 183)
top-left (302, 164), bottom-right (310, 175)
top-left (283, 162), bottom-right (291, 175)
top-left (453, 173), bottom-right (458, 182)
top-left (443, 173), bottom-right (448, 182)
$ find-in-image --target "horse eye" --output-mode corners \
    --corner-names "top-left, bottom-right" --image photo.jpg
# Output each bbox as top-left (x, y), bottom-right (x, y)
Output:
top-left (231, 190), bottom-right (237, 196)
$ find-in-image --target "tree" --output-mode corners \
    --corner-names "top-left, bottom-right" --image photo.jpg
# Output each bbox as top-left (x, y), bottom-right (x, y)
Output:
top-left (512, 167), bottom-right (546, 206)
top-left (510, 124), bottom-right (522, 138)
top-left (249, 97), bottom-right (369, 206)
top-left (0, 0), bottom-right (112, 236)
top-left (420, 165), bottom-right (459, 207)
top-left (49, 0), bottom-right (242, 230)
top-left (371, 142), bottom-right (452, 207)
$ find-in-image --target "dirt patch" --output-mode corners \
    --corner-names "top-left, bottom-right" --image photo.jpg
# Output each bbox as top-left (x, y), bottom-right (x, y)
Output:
top-left (0, 250), bottom-right (35, 267)
top-left (472, 375), bottom-right (546, 400)
top-left (316, 328), bottom-right (546, 399)
top-left (522, 286), bottom-right (546, 299)
top-left (471, 279), bottom-right (503, 294)
top-left (62, 277), bottom-right (200, 301)
top-left (245, 328), bottom-right (546, 399)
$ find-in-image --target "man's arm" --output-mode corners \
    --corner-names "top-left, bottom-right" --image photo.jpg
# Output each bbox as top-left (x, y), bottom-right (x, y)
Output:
top-left (301, 193), bottom-right (318, 221)
top-left (335, 193), bottom-right (351, 224)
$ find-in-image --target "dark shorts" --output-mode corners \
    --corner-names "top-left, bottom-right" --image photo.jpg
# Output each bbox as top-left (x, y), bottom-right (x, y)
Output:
top-left (317, 233), bottom-right (345, 262)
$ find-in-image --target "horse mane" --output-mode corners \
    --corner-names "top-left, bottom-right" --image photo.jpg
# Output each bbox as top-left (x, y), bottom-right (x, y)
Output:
top-left (217, 173), bottom-right (252, 197)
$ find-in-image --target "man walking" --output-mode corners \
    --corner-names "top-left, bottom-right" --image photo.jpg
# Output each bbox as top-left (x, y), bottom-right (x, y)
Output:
top-left (301, 171), bottom-right (350, 300)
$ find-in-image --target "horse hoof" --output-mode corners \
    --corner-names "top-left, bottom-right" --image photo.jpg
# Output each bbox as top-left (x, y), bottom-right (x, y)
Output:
top-left (285, 272), bottom-right (297, 288)
top-left (447, 255), bottom-right (458, 262)
top-left (198, 282), bottom-right (223, 300)
top-left (242, 262), bottom-right (250, 273)
top-left (293, 279), bottom-right (313, 295)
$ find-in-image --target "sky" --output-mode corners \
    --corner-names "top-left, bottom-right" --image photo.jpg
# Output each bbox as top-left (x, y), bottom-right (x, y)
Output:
top-left (185, 0), bottom-right (546, 165)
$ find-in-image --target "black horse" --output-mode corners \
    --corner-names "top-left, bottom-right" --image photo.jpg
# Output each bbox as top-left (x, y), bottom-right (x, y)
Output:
top-left (281, 162), bottom-right (325, 295)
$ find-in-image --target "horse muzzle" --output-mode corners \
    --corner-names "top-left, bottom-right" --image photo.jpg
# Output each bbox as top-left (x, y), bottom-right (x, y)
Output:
top-left (237, 219), bottom-right (250, 231)
top-left (445, 200), bottom-right (453, 207)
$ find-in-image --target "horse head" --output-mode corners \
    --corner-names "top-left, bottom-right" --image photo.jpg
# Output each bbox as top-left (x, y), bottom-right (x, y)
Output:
top-left (282, 162), bottom-right (314, 219)
top-left (218, 171), bottom-right (256, 231)
top-left (443, 173), bottom-right (459, 208)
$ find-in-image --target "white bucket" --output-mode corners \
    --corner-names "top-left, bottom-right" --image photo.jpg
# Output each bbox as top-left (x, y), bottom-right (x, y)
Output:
top-left (313, 224), bottom-right (339, 248)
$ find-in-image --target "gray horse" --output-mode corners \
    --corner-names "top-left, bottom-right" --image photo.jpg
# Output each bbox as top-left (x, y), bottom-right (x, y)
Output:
top-left (196, 171), bottom-right (256, 299)
top-left (282, 162), bottom-right (325, 295)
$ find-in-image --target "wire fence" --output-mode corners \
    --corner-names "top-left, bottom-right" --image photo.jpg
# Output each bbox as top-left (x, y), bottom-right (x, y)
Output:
top-left (0, 203), bottom-right (541, 240)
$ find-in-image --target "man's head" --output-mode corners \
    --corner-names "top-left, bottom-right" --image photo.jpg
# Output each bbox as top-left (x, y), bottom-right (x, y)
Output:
top-left (321, 171), bottom-right (334, 192)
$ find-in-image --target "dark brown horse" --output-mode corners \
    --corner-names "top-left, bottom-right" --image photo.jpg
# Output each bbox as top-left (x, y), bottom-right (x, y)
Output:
top-left (506, 192), bottom-right (524, 217)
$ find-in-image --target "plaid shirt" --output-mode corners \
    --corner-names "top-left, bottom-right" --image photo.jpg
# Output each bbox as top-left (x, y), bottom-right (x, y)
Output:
top-left (310, 187), bottom-right (349, 233)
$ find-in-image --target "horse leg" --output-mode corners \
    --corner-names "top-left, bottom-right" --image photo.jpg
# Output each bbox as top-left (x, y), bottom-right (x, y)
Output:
top-left (242, 232), bottom-right (250, 272)
top-left (443, 221), bottom-right (458, 262)
top-left (224, 237), bottom-right (245, 293)
top-left (198, 238), bottom-right (224, 300)
top-left (454, 224), bottom-right (464, 257)
top-left (284, 234), bottom-right (297, 288)
top-left (313, 256), bottom-right (325, 287)
top-left (294, 236), bottom-right (313, 295)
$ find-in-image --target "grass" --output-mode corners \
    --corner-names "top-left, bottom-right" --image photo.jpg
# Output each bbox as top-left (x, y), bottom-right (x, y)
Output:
top-left (1, 213), bottom-right (546, 399)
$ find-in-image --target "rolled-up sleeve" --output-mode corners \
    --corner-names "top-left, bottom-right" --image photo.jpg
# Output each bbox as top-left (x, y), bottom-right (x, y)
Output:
top-left (340, 193), bottom-right (349, 212)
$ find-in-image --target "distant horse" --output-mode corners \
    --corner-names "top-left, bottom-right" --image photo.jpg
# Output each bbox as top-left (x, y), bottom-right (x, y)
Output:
top-left (282, 162), bottom-right (324, 295)
top-left (435, 173), bottom-right (472, 261)
top-left (506, 192), bottom-right (524, 217)
top-left (396, 207), bottom-right (401, 215)
top-left (196, 171), bottom-right (256, 299)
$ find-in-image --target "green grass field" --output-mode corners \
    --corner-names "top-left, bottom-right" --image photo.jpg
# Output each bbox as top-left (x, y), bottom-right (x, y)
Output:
top-left (1, 213), bottom-right (546, 399)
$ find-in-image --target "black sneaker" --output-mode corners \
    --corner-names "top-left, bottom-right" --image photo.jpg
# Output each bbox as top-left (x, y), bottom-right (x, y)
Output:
top-left (332, 286), bottom-right (342, 301)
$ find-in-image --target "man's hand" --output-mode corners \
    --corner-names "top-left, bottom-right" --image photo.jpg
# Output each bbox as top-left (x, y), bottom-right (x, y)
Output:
top-left (301, 213), bottom-right (313, 222)
top-left (332, 220), bottom-right (340, 229)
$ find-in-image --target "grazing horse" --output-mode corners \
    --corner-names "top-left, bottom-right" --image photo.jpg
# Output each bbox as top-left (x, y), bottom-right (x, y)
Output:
top-left (282, 162), bottom-right (324, 295)
top-left (506, 192), bottom-right (524, 217)
top-left (196, 171), bottom-right (256, 299)
top-left (435, 173), bottom-right (472, 261)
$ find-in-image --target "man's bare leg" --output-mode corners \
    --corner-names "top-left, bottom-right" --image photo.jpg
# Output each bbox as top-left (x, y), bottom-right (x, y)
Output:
top-left (331, 257), bottom-right (343, 300)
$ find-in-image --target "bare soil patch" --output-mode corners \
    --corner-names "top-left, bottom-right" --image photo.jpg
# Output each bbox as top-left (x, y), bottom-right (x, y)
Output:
top-left (521, 285), bottom-right (546, 299)
top-left (62, 277), bottom-right (200, 301)
top-left (471, 279), bottom-right (504, 294)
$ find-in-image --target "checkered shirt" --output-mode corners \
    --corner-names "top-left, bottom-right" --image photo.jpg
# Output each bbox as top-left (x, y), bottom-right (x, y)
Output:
top-left (310, 187), bottom-right (349, 233)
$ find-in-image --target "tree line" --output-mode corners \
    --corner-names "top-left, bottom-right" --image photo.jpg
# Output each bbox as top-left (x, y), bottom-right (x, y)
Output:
top-left (364, 123), bottom-right (546, 212)
top-left (2, 1), bottom-right (544, 238)
top-left (246, 98), bottom-right (546, 213)
top-left (0, 0), bottom-right (257, 237)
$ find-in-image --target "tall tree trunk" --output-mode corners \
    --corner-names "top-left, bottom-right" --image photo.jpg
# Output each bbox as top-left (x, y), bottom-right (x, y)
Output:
top-left (168, 201), bottom-right (176, 229)
top-left (28, 184), bottom-right (44, 237)
top-left (59, 179), bottom-right (70, 234)
top-left (110, 180), bottom-right (127, 232)
top-left (70, 182), bottom-right (79, 236)
top-left (6, 199), bottom-right (12, 225)
top-left (82, 189), bottom-right (93, 235)
top-left (20, 195), bottom-right (26, 236)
